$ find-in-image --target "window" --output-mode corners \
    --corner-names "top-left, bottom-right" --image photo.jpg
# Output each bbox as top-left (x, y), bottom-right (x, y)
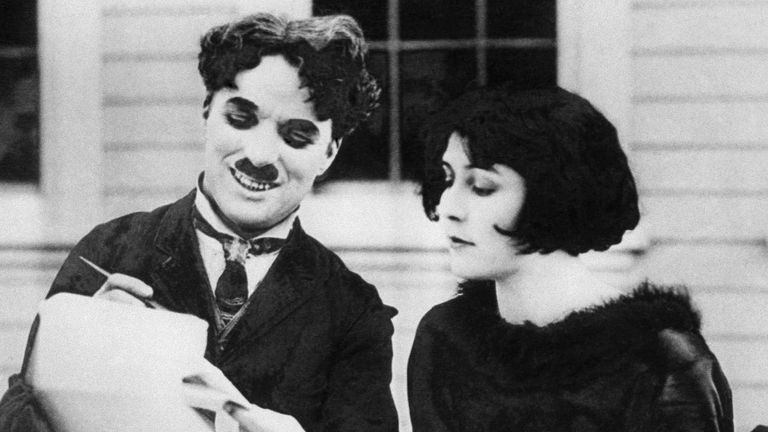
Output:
top-left (314, 0), bottom-right (556, 181)
top-left (0, 0), bottom-right (39, 183)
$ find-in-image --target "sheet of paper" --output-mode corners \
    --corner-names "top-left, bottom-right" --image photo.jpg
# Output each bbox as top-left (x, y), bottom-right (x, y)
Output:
top-left (26, 293), bottom-right (219, 432)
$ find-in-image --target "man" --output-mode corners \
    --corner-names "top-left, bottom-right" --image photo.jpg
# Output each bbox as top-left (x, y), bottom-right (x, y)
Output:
top-left (0, 13), bottom-right (398, 432)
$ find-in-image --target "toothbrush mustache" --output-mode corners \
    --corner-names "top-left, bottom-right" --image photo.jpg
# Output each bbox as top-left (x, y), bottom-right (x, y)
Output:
top-left (235, 159), bottom-right (278, 183)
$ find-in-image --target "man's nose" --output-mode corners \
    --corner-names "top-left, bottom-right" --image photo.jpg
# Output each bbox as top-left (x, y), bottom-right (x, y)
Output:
top-left (437, 186), bottom-right (466, 222)
top-left (243, 121), bottom-right (281, 166)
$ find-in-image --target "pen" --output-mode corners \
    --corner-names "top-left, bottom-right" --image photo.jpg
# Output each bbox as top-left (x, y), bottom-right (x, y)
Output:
top-left (78, 256), bottom-right (166, 310)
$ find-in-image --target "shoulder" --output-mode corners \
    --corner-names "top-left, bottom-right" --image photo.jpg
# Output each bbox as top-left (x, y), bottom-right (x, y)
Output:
top-left (49, 192), bottom-right (194, 296)
top-left (77, 192), bottom-right (193, 250)
top-left (290, 225), bottom-right (396, 316)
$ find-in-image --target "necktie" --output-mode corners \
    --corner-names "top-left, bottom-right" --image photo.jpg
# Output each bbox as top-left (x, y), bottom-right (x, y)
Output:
top-left (192, 209), bottom-right (285, 326)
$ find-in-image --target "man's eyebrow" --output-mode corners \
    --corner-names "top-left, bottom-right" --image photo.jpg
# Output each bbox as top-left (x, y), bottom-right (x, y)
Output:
top-left (279, 119), bottom-right (320, 136)
top-left (226, 97), bottom-right (258, 112)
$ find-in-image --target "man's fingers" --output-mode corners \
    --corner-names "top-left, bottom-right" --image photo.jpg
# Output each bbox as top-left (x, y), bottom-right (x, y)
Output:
top-left (98, 288), bottom-right (147, 307)
top-left (104, 274), bottom-right (154, 297)
top-left (223, 402), bottom-right (260, 431)
top-left (93, 273), bottom-right (154, 306)
top-left (224, 402), bottom-right (304, 432)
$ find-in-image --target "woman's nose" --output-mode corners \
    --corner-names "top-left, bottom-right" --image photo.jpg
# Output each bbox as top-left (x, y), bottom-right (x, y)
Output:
top-left (437, 187), bottom-right (466, 222)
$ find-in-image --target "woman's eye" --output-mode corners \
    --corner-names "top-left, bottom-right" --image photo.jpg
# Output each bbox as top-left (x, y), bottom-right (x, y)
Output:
top-left (471, 186), bottom-right (495, 196)
top-left (226, 112), bottom-right (257, 129)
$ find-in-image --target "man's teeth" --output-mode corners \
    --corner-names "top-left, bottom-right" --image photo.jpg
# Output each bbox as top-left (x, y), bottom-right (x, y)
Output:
top-left (232, 169), bottom-right (276, 191)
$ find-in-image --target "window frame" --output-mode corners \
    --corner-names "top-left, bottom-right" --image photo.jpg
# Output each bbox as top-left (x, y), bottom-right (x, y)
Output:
top-left (0, 0), bottom-right (634, 246)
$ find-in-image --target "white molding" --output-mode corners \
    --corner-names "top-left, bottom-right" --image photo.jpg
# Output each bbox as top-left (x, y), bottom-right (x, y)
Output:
top-left (38, 0), bottom-right (103, 244)
top-left (558, 0), bottom-right (633, 147)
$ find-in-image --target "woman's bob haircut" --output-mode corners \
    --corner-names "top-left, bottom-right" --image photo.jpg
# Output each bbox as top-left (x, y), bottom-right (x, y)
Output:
top-left (421, 85), bottom-right (640, 256)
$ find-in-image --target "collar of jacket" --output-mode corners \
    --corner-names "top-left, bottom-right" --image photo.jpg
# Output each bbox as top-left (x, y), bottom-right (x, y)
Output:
top-left (147, 190), bottom-right (327, 346)
top-left (455, 282), bottom-right (703, 388)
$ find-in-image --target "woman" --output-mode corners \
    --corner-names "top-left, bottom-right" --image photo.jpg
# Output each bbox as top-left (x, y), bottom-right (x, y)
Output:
top-left (408, 86), bottom-right (733, 432)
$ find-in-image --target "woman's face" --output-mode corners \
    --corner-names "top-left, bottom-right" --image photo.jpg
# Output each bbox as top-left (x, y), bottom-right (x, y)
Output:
top-left (437, 132), bottom-right (527, 282)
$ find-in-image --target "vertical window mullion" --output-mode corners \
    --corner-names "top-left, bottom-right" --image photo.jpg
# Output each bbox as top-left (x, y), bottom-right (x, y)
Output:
top-left (387, 0), bottom-right (401, 181)
top-left (476, 0), bottom-right (487, 86)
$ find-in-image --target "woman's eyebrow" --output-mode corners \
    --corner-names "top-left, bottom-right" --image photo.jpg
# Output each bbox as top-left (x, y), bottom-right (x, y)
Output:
top-left (467, 163), bottom-right (500, 174)
top-left (226, 97), bottom-right (258, 112)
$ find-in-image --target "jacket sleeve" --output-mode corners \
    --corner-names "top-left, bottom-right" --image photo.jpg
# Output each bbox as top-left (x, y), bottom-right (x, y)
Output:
top-left (0, 317), bottom-right (54, 432)
top-left (650, 329), bottom-right (734, 432)
top-left (407, 313), bottom-right (451, 432)
top-left (0, 227), bottom-right (111, 432)
top-left (319, 281), bottom-right (399, 432)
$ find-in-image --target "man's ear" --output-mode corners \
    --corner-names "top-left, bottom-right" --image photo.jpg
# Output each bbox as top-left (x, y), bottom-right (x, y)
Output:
top-left (318, 138), bottom-right (342, 176)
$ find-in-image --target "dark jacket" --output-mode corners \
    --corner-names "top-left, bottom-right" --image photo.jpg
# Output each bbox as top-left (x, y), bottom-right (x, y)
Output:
top-left (0, 190), bottom-right (399, 432)
top-left (407, 282), bottom-right (733, 432)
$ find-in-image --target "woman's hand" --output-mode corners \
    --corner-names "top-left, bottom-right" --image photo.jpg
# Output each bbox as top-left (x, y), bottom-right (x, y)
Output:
top-left (223, 402), bottom-right (305, 432)
top-left (93, 273), bottom-right (154, 307)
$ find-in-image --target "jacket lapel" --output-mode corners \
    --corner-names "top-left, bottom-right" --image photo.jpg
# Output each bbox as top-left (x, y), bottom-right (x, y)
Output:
top-left (229, 219), bottom-right (324, 344)
top-left (147, 191), bottom-right (220, 339)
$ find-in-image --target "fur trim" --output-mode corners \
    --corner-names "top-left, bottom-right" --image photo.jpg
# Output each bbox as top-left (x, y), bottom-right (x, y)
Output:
top-left (457, 281), bottom-right (702, 389)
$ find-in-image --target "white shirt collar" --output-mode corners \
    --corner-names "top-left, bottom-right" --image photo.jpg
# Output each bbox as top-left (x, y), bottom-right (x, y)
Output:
top-left (194, 178), bottom-right (297, 241)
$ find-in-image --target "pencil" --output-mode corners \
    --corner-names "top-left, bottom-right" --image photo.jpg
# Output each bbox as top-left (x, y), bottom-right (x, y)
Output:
top-left (78, 256), bottom-right (166, 310)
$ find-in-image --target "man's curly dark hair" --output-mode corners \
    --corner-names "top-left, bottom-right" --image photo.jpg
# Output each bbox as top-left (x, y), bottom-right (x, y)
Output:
top-left (421, 85), bottom-right (640, 256)
top-left (198, 13), bottom-right (380, 141)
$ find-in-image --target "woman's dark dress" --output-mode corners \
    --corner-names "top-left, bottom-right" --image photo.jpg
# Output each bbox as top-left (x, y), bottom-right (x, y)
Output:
top-left (407, 282), bottom-right (733, 432)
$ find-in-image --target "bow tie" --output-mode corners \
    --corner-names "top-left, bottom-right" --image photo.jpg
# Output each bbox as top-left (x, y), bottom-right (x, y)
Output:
top-left (192, 208), bottom-right (285, 263)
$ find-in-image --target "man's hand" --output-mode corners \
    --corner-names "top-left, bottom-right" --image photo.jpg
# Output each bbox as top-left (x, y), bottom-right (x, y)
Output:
top-left (93, 273), bottom-right (154, 307)
top-left (223, 402), bottom-right (305, 432)
top-left (183, 361), bottom-right (306, 432)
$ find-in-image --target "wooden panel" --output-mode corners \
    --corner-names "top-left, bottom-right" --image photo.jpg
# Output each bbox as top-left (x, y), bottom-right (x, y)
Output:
top-left (102, 0), bottom-right (235, 9)
top-left (103, 105), bottom-right (203, 144)
top-left (104, 148), bottom-right (203, 191)
top-left (104, 190), bottom-right (192, 219)
top-left (633, 102), bottom-right (768, 143)
top-left (633, 4), bottom-right (768, 51)
top-left (637, 243), bottom-right (768, 288)
top-left (103, 13), bottom-right (236, 55)
top-left (732, 387), bottom-right (768, 432)
top-left (641, 195), bottom-right (768, 240)
top-left (634, 0), bottom-right (767, 6)
top-left (634, 55), bottom-right (768, 97)
top-left (103, 59), bottom-right (203, 100)
top-left (632, 149), bottom-right (768, 191)
top-left (708, 339), bottom-right (768, 384)
top-left (0, 329), bottom-right (29, 375)
top-left (697, 292), bottom-right (768, 336)
top-left (0, 284), bottom-right (48, 325)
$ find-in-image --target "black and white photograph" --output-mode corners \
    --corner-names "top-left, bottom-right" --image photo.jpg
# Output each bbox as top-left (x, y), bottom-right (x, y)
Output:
top-left (0, 0), bottom-right (766, 431)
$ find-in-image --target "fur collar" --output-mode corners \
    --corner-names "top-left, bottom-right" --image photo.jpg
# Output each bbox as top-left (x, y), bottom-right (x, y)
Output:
top-left (457, 281), bottom-right (702, 389)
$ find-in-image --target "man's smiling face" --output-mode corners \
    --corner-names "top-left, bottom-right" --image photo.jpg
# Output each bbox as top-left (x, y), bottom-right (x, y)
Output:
top-left (202, 55), bottom-right (338, 231)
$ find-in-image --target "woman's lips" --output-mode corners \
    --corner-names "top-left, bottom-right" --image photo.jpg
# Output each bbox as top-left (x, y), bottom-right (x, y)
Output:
top-left (230, 167), bottom-right (278, 192)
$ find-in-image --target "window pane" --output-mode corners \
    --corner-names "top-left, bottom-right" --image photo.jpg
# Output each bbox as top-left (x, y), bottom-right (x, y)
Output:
top-left (487, 0), bottom-right (556, 38)
top-left (313, 0), bottom-right (388, 41)
top-left (324, 50), bottom-right (390, 181)
top-left (486, 48), bottom-right (556, 89)
top-left (400, 0), bottom-right (475, 40)
top-left (0, 0), bottom-right (39, 183)
top-left (0, 0), bottom-right (37, 45)
top-left (400, 50), bottom-right (476, 180)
